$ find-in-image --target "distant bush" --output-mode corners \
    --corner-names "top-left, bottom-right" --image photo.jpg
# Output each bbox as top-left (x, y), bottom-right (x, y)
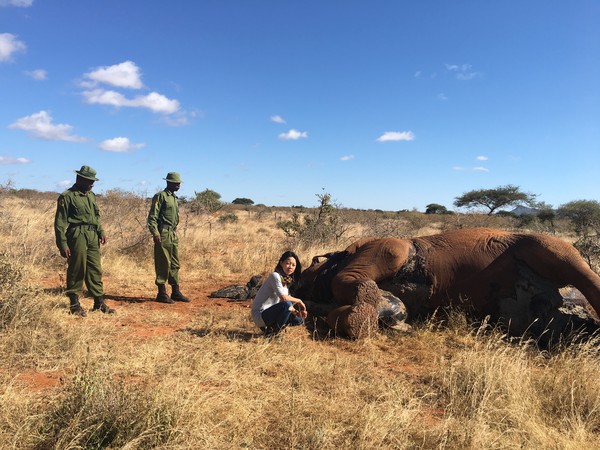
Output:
top-left (99, 189), bottom-right (152, 260)
top-left (277, 192), bottom-right (349, 248)
top-left (190, 189), bottom-right (224, 215)
top-left (557, 200), bottom-right (600, 237)
top-left (218, 213), bottom-right (239, 224)
top-left (574, 236), bottom-right (600, 275)
top-left (232, 197), bottom-right (254, 206)
top-left (425, 203), bottom-right (452, 215)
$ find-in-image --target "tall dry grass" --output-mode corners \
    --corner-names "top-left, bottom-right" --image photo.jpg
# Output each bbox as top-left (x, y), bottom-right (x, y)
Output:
top-left (1, 190), bottom-right (599, 449)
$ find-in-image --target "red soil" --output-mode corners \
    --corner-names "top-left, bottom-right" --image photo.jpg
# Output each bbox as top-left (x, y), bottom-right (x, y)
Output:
top-left (14, 276), bottom-right (251, 391)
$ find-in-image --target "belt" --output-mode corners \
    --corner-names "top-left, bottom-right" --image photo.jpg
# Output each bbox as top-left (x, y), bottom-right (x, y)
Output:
top-left (159, 225), bottom-right (177, 231)
top-left (70, 223), bottom-right (98, 230)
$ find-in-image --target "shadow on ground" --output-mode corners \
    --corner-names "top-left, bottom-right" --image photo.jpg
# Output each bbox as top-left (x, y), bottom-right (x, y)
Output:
top-left (182, 327), bottom-right (260, 342)
top-left (103, 294), bottom-right (153, 303)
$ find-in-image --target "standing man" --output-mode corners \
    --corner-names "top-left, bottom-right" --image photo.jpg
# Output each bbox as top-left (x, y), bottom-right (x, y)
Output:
top-left (147, 172), bottom-right (189, 303)
top-left (54, 165), bottom-right (115, 316)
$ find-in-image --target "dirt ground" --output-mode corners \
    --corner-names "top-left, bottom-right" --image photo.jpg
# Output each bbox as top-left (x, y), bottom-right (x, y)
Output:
top-left (15, 276), bottom-right (254, 391)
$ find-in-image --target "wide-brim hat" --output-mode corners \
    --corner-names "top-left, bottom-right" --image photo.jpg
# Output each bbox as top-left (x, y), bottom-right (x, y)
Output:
top-left (74, 165), bottom-right (99, 181)
top-left (164, 172), bottom-right (182, 183)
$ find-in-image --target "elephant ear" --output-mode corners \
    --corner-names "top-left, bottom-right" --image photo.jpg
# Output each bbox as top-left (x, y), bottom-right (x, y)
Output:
top-left (303, 251), bottom-right (350, 303)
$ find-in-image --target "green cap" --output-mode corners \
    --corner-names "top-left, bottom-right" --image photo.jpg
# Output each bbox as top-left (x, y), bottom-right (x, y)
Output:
top-left (74, 165), bottom-right (99, 181)
top-left (164, 172), bottom-right (182, 183)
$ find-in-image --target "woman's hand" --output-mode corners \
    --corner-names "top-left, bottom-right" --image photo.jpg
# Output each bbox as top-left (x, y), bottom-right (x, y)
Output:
top-left (295, 300), bottom-right (308, 319)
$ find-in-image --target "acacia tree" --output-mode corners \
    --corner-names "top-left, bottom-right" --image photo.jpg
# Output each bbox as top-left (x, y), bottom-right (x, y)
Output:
top-left (453, 184), bottom-right (537, 215)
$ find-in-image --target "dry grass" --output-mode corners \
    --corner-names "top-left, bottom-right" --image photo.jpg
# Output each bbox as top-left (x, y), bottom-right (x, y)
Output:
top-left (1, 191), bottom-right (600, 449)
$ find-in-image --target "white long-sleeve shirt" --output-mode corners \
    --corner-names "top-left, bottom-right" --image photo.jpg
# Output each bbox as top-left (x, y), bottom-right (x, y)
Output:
top-left (251, 272), bottom-right (288, 327)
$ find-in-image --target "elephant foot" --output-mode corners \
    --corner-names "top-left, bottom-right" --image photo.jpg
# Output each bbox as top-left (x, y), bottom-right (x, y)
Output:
top-left (355, 280), bottom-right (381, 307)
top-left (326, 302), bottom-right (378, 339)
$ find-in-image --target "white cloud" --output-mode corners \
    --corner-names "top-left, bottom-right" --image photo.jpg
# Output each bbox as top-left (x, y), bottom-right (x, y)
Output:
top-left (133, 91), bottom-right (180, 114)
top-left (0, 0), bottom-right (33, 7)
top-left (414, 71), bottom-right (422, 78)
top-left (437, 93), bottom-right (448, 101)
top-left (83, 61), bottom-right (143, 89)
top-left (161, 113), bottom-right (190, 127)
top-left (9, 110), bottom-right (86, 142)
top-left (376, 131), bottom-right (415, 142)
top-left (25, 69), bottom-right (47, 80)
top-left (160, 109), bottom-right (202, 127)
top-left (99, 137), bottom-right (145, 152)
top-left (271, 115), bottom-right (286, 124)
top-left (82, 89), bottom-right (126, 106)
top-left (0, 33), bottom-right (26, 62)
top-left (82, 89), bottom-right (180, 114)
top-left (476, 155), bottom-right (488, 161)
top-left (452, 165), bottom-right (489, 172)
top-left (340, 155), bottom-right (355, 161)
top-left (278, 129), bottom-right (308, 140)
top-left (0, 156), bottom-right (31, 164)
top-left (445, 63), bottom-right (481, 81)
top-left (57, 179), bottom-right (71, 189)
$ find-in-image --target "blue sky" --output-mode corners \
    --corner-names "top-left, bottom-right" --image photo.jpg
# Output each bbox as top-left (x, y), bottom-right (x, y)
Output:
top-left (1, 1), bottom-right (598, 211)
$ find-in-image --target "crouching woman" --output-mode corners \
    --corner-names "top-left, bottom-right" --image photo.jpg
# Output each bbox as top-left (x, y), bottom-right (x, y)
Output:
top-left (251, 251), bottom-right (307, 336)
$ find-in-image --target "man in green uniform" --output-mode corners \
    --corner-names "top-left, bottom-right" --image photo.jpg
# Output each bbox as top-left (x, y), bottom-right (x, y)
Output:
top-left (147, 172), bottom-right (190, 303)
top-left (54, 165), bottom-right (115, 316)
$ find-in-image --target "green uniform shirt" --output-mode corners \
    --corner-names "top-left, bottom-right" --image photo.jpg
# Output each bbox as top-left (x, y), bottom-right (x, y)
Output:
top-left (54, 185), bottom-right (105, 251)
top-left (147, 189), bottom-right (179, 237)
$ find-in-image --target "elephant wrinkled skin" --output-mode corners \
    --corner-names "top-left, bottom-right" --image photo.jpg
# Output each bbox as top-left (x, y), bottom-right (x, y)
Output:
top-left (299, 228), bottom-right (600, 340)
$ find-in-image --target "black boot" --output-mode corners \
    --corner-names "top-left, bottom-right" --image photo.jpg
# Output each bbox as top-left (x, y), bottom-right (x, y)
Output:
top-left (171, 284), bottom-right (190, 302)
top-left (68, 294), bottom-right (87, 317)
top-left (156, 284), bottom-right (174, 304)
top-left (93, 296), bottom-right (116, 314)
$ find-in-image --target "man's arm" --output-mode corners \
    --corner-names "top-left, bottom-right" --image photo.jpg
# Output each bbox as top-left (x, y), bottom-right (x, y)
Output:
top-left (54, 195), bottom-right (70, 257)
top-left (147, 193), bottom-right (163, 243)
top-left (93, 194), bottom-right (107, 245)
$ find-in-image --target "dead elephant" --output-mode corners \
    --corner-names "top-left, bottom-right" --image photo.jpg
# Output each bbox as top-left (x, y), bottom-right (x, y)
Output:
top-left (297, 227), bottom-right (600, 342)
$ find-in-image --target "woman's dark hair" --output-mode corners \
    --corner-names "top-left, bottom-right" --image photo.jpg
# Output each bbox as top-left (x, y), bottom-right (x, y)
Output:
top-left (275, 250), bottom-right (302, 282)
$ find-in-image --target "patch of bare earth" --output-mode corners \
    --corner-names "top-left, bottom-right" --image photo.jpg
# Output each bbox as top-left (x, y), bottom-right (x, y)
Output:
top-left (17, 277), bottom-right (251, 391)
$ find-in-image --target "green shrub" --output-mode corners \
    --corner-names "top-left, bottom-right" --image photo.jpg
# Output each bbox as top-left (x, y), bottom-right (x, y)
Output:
top-left (218, 212), bottom-right (239, 224)
top-left (277, 193), bottom-right (349, 248)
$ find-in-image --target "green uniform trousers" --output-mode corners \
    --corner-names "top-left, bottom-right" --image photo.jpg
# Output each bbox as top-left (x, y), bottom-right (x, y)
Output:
top-left (154, 227), bottom-right (180, 286)
top-left (66, 225), bottom-right (104, 297)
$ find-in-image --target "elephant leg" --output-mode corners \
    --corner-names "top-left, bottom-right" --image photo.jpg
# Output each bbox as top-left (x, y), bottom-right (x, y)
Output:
top-left (328, 279), bottom-right (382, 338)
top-left (326, 302), bottom-right (378, 339)
top-left (513, 236), bottom-right (600, 318)
top-left (494, 262), bottom-right (600, 343)
top-left (304, 300), bottom-right (337, 317)
top-left (332, 278), bottom-right (381, 307)
top-left (495, 266), bottom-right (563, 336)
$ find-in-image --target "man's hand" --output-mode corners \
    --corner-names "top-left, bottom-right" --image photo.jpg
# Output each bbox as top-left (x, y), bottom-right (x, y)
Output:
top-left (99, 236), bottom-right (107, 245)
top-left (153, 235), bottom-right (161, 244)
top-left (60, 248), bottom-right (71, 258)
